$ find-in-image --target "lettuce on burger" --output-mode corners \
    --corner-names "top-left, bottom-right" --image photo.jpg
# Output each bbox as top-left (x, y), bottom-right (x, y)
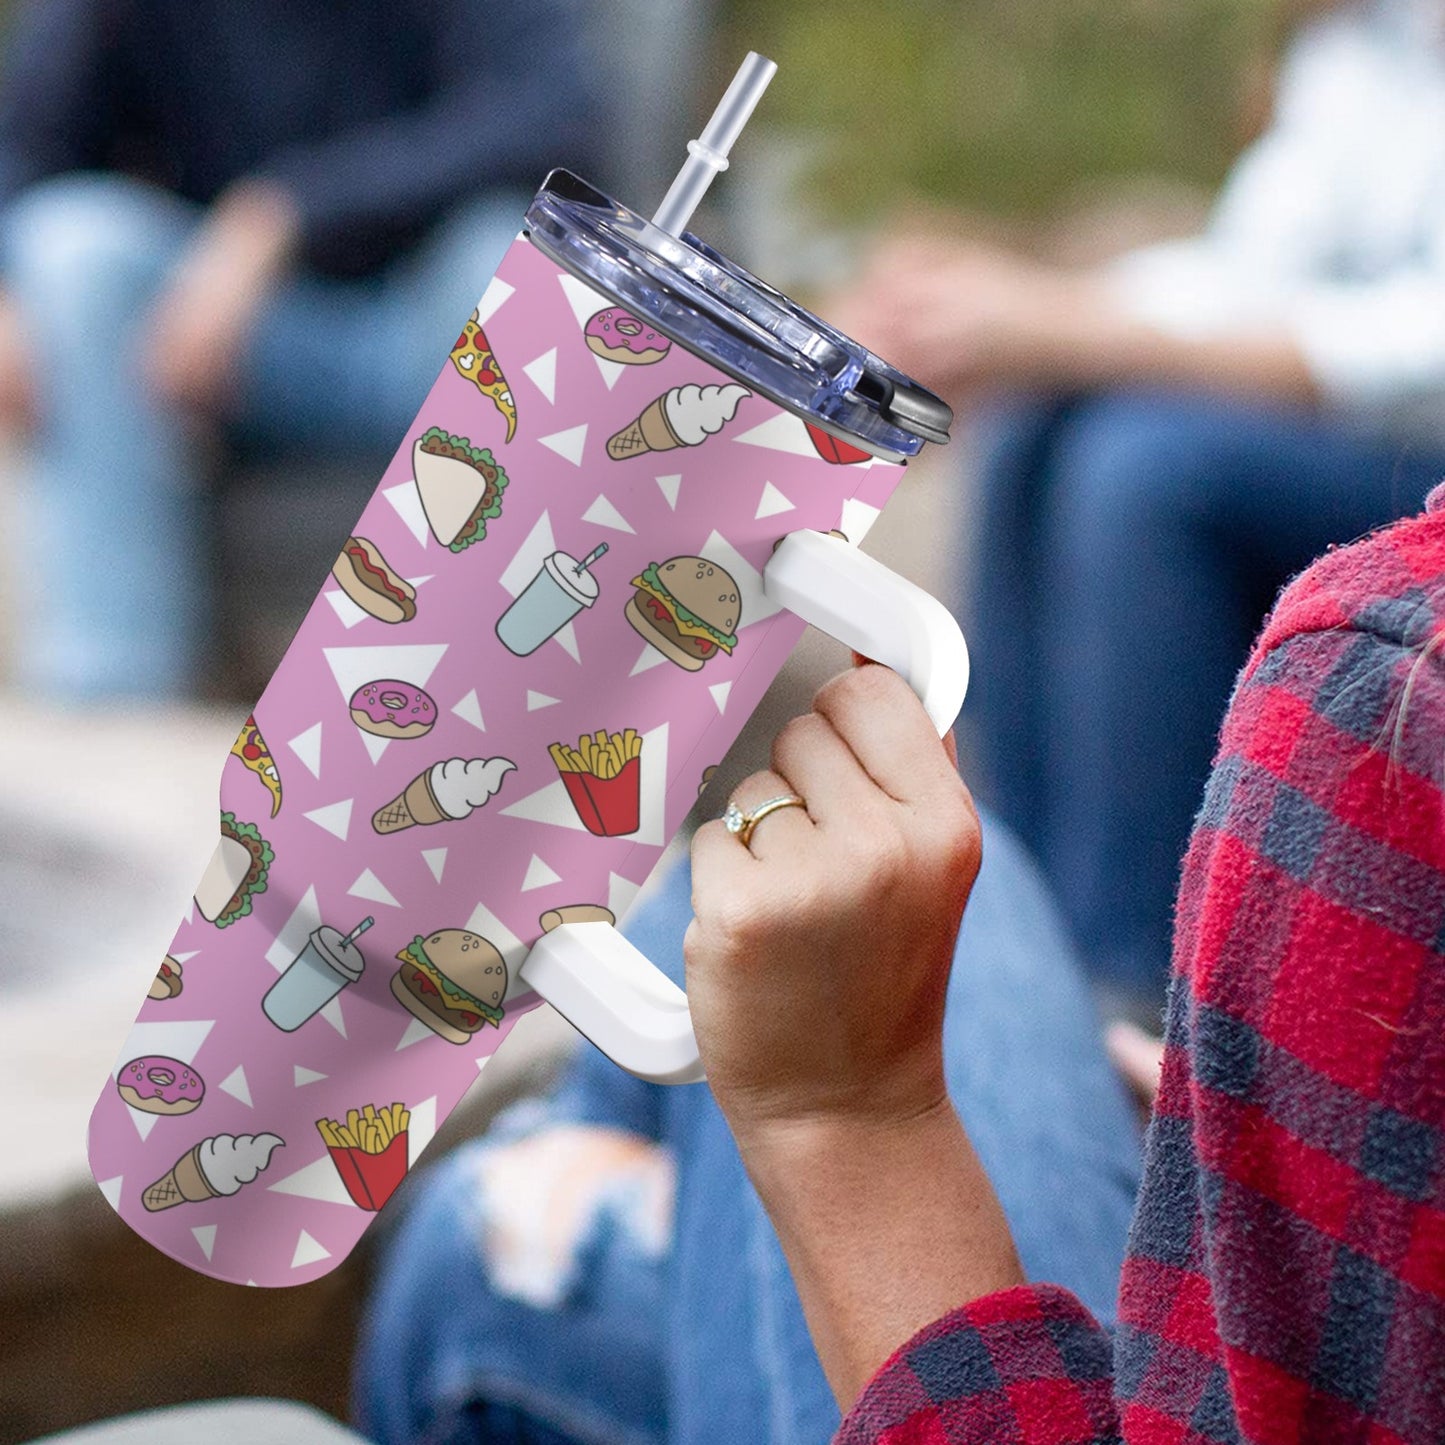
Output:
top-left (391, 930), bottom-right (507, 1044)
top-left (625, 556), bottom-right (741, 672)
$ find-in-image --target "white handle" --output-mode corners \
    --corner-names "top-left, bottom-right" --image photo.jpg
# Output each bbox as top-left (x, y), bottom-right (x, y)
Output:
top-left (762, 530), bottom-right (968, 736)
top-left (520, 530), bottom-right (969, 1083)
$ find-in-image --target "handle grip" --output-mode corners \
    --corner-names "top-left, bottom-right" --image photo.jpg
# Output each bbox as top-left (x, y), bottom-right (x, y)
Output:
top-left (521, 530), bottom-right (969, 1083)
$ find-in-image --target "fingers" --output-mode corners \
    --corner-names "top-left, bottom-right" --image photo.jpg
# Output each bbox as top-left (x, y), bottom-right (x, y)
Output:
top-left (731, 767), bottom-right (816, 860)
top-left (813, 664), bottom-right (962, 806)
top-left (771, 712), bottom-right (887, 830)
top-left (693, 765), bottom-right (813, 887)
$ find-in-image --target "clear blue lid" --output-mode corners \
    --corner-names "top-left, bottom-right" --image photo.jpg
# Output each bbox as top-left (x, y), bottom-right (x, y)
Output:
top-left (524, 170), bottom-right (952, 463)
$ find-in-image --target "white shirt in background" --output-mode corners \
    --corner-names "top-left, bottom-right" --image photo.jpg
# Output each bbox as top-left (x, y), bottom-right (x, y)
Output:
top-left (1109, 0), bottom-right (1445, 444)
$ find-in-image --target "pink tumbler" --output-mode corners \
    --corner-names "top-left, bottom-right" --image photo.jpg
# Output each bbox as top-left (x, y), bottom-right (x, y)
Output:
top-left (88, 54), bottom-right (969, 1285)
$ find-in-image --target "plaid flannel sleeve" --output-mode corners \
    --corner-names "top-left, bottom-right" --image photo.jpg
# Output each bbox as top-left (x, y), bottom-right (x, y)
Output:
top-left (834, 1285), bottom-right (1121, 1445)
top-left (837, 517), bottom-right (1445, 1445)
top-left (1144, 605), bottom-right (1445, 1444)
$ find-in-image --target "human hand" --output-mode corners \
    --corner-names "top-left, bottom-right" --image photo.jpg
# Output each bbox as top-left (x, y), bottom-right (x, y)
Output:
top-left (0, 291), bottom-right (38, 434)
top-left (827, 233), bottom-right (1105, 400)
top-left (141, 181), bottom-right (299, 416)
top-left (685, 664), bottom-right (1021, 1406)
top-left (684, 661), bottom-right (981, 1148)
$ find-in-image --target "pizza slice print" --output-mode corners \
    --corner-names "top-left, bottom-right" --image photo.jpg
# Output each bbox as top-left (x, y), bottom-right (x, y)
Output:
top-left (449, 310), bottom-right (517, 442)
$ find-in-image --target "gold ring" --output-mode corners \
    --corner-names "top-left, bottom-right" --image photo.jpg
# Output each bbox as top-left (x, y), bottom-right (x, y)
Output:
top-left (722, 793), bottom-right (807, 847)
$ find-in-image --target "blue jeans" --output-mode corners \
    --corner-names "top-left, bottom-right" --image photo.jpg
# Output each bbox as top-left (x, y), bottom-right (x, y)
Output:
top-left (354, 811), bottom-right (1143, 1445)
top-left (963, 389), bottom-right (1445, 1007)
top-left (2, 172), bottom-right (525, 701)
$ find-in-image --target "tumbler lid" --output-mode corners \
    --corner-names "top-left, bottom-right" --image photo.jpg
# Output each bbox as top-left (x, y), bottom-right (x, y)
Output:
top-left (525, 170), bottom-right (952, 463)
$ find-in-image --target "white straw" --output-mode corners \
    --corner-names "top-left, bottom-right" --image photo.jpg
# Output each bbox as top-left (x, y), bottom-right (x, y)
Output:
top-left (651, 51), bottom-right (777, 237)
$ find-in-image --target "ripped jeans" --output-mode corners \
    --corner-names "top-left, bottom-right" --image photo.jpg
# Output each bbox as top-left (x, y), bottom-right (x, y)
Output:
top-left (353, 811), bottom-right (1144, 1445)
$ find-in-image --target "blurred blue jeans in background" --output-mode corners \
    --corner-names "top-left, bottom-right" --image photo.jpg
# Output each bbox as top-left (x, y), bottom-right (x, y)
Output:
top-left (354, 811), bottom-right (1143, 1445)
top-left (3, 172), bottom-right (523, 701)
top-left (964, 389), bottom-right (1445, 1008)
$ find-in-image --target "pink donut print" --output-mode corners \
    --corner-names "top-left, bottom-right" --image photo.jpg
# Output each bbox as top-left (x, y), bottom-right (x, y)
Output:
top-left (349, 680), bottom-right (437, 740)
top-left (117, 1056), bottom-right (205, 1116)
top-left (584, 306), bottom-right (671, 366)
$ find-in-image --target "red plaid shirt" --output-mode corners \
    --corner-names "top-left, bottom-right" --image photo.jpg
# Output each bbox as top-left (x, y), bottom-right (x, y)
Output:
top-left (838, 500), bottom-right (1445, 1444)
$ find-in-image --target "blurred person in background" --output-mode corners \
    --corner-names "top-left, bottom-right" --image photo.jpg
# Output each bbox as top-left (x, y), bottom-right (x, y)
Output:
top-left (836, 0), bottom-right (1445, 1011)
top-left (0, 0), bottom-right (600, 702)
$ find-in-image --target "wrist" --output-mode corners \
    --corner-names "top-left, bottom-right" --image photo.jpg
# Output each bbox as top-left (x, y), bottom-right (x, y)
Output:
top-left (733, 1096), bottom-right (1024, 1409)
top-left (732, 1092), bottom-right (958, 1190)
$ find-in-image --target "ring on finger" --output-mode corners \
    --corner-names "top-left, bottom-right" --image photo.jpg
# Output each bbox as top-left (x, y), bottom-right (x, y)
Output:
top-left (722, 793), bottom-right (808, 848)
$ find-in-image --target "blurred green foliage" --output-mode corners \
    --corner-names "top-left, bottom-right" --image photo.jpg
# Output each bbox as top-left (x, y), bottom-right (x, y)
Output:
top-left (722, 0), bottom-right (1290, 221)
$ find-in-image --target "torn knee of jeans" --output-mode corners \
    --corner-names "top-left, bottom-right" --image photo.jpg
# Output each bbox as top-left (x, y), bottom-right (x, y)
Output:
top-left (464, 1125), bottom-right (675, 1308)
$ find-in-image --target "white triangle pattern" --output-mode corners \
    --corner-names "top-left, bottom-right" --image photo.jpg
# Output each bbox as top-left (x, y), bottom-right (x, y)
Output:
top-left (731, 411), bottom-right (817, 458)
top-left (592, 355), bottom-right (626, 390)
top-left (407, 1095), bottom-right (439, 1168)
top-left (553, 620), bottom-right (581, 664)
top-left (266, 887), bottom-right (322, 971)
top-left (382, 482), bottom-right (431, 548)
top-left (462, 902), bottom-right (529, 984)
top-left (499, 511), bottom-right (556, 596)
top-left (703, 530), bottom-right (781, 627)
top-left (294, 1065), bottom-right (327, 1087)
top-left (581, 494), bottom-right (634, 533)
top-left (630, 644), bottom-right (669, 676)
top-left (655, 474), bottom-right (682, 509)
top-left (522, 348), bottom-right (557, 403)
top-left (218, 1065), bottom-right (253, 1107)
top-left (303, 799), bottom-right (353, 841)
top-left (360, 731), bottom-right (391, 766)
top-left (422, 847), bottom-right (448, 883)
top-left (192, 1225), bottom-right (218, 1262)
top-left (348, 868), bottom-right (400, 908)
top-left (537, 424), bottom-right (588, 467)
top-left (287, 723), bottom-right (323, 780)
top-left (632, 723), bottom-right (670, 847)
top-left (607, 872), bottom-right (641, 921)
top-left (323, 644), bottom-right (448, 706)
top-left (521, 854), bottom-right (562, 892)
top-left (709, 681), bottom-right (732, 715)
top-left (474, 274), bottom-right (515, 326)
top-left (499, 779), bottom-right (589, 833)
top-left (324, 589), bottom-right (369, 630)
top-left (268, 1155), bottom-right (357, 1208)
top-left (557, 272), bottom-right (607, 330)
top-left (839, 498), bottom-right (882, 543)
top-left (527, 691), bottom-right (560, 711)
top-left (396, 1017), bottom-right (437, 1051)
top-left (319, 997), bottom-right (347, 1037)
top-left (97, 1176), bottom-right (124, 1210)
top-left (451, 688), bottom-right (486, 732)
top-left (755, 481), bottom-right (796, 519)
top-left (291, 1229), bottom-right (332, 1269)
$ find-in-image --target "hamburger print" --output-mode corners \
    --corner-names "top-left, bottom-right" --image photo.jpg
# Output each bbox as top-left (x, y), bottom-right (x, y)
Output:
top-left (625, 556), bottom-right (740, 672)
top-left (391, 929), bottom-right (507, 1044)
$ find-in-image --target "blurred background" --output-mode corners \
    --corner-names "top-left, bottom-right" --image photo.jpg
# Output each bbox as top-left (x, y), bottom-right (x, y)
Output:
top-left (0, 0), bottom-right (1386, 1439)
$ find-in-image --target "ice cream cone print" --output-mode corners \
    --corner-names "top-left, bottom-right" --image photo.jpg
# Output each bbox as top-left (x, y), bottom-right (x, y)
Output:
top-left (374, 771), bottom-right (448, 834)
top-left (606, 384), bottom-right (748, 460)
top-left (141, 1133), bottom-right (283, 1212)
top-left (142, 1145), bottom-right (218, 1211)
top-left (372, 757), bottom-right (515, 835)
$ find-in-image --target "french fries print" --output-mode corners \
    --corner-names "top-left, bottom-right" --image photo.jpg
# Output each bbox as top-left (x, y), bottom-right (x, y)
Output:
top-left (549, 729), bottom-right (643, 837)
top-left (317, 1104), bottom-right (411, 1211)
